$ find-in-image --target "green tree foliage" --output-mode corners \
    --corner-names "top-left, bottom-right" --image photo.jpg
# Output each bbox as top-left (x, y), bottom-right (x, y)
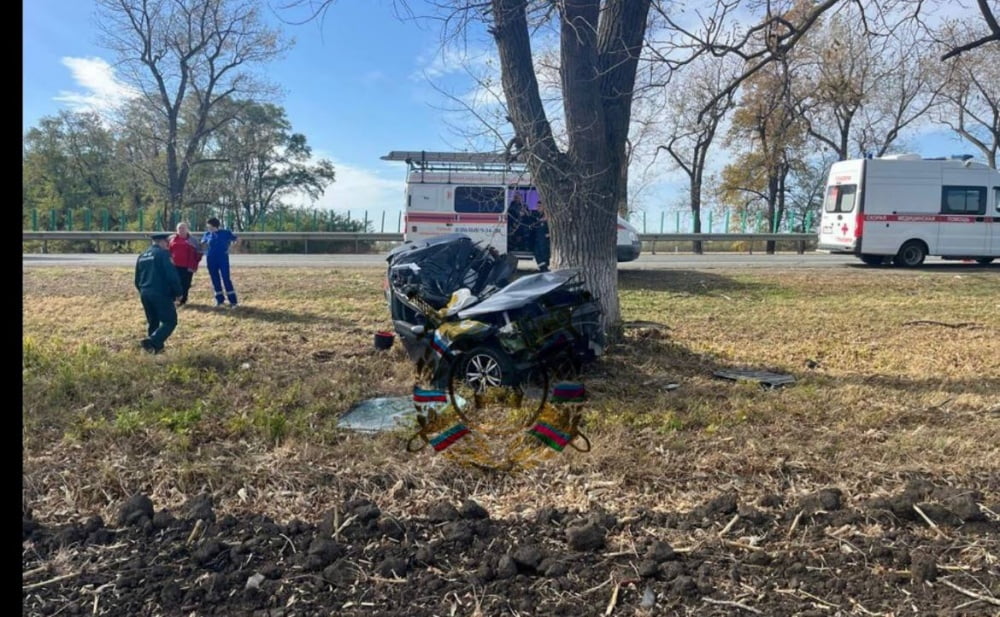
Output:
top-left (23, 111), bottom-right (119, 226)
top-left (198, 101), bottom-right (336, 229)
top-left (22, 101), bottom-right (339, 237)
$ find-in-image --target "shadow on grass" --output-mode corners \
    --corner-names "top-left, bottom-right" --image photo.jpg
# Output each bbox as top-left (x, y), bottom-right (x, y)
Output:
top-left (180, 303), bottom-right (353, 327)
top-left (617, 269), bottom-right (781, 295)
top-left (846, 262), bottom-right (998, 272)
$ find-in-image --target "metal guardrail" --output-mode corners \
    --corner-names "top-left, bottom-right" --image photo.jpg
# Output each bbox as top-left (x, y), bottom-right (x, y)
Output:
top-left (21, 231), bottom-right (400, 254)
top-left (22, 231), bottom-right (818, 253)
top-left (21, 231), bottom-right (402, 241)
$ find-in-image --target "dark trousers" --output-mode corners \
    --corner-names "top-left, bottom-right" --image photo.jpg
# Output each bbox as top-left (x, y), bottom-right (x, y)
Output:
top-left (533, 226), bottom-right (550, 271)
top-left (175, 267), bottom-right (194, 304)
top-left (207, 255), bottom-right (238, 306)
top-left (140, 291), bottom-right (178, 350)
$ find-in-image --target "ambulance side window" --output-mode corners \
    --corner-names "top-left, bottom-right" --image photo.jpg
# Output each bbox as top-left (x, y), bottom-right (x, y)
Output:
top-left (454, 186), bottom-right (504, 213)
top-left (941, 186), bottom-right (986, 215)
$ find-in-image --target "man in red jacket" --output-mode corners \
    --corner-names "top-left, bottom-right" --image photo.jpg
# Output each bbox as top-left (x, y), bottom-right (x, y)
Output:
top-left (168, 222), bottom-right (203, 306)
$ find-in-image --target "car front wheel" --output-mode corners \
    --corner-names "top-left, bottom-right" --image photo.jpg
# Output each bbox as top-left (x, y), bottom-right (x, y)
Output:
top-left (451, 344), bottom-right (516, 393)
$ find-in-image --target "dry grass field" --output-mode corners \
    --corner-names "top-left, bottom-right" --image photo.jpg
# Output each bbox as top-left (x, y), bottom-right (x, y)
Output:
top-left (22, 264), bottom-right (1000, 616)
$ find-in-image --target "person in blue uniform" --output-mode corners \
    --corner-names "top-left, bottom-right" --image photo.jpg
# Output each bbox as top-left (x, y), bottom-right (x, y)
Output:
top-left (200, 217), bottom-right (239, 308)
top-left (135, 232), bottom-right (183, 353)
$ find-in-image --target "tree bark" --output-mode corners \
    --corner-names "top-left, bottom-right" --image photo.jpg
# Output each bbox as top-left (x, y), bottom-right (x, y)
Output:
top-left (490, 0), bottom-right (650, 333)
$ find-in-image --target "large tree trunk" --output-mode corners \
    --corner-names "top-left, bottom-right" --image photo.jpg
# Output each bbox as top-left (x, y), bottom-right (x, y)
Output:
top-left (690, 175), bottom-right (703, 254)
top-left (490, 0), bottom-right (649, 335)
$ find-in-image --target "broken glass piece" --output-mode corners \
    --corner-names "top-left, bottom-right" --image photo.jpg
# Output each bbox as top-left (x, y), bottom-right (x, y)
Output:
top-left (713, 369), bottom-right (796, 388)
top-left (338, 396), bottom-right (416, 432)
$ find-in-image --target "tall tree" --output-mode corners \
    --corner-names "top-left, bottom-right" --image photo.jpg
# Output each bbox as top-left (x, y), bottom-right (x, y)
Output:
top-left (96, 0), bottom-right (289, 228)
top-left (932, 23), bottom-right (1000, 168)
top-left (487, 0), bottom-right (651, 330)
top-left (794, 14), bottom-right (937, 160)
top-left (23, 111), bottom-right (119, 218)
top-left (287, 0), bottom-right (842, 332)
top-left (720, 57), bottom-right (806, 253)
top-left (656, 54), bottom-right (742, 253)
top-left (202, 101), bottom-right (337, 228)
top-left (938, 0), bottom-right (1000, 60)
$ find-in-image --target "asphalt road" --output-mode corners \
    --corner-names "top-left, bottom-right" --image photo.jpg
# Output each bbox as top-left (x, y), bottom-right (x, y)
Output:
top-left (21, 252), bottom-right (981, 270)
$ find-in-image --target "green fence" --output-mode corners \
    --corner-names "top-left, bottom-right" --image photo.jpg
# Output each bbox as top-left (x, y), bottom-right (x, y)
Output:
top-left (640, 209), bottom-right (816, 234)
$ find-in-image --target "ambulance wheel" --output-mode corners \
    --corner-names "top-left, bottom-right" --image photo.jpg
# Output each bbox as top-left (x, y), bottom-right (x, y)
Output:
top-left (975, 257), bottom-right (995, 265)
top-left (892, 241), bottom-right (926, 267)
top-left (859, 254), bottom-right (886, 266)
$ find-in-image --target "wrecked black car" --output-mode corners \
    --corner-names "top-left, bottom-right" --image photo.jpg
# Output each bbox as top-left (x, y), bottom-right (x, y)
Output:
top-left (385, 234), bottom-right (604, 390)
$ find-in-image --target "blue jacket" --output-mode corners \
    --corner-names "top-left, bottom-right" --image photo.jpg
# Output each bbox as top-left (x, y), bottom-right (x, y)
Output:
top-left (201, 228), bottom-right (238, 260)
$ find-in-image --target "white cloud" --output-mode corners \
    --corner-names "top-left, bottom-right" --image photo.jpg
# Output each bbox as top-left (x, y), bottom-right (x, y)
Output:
top-left (291, 156), bottom-right (406, 229)
top-left (412, 45), bottom-right (495, 81)
top-left (53, 56), bottom-right (137, 113)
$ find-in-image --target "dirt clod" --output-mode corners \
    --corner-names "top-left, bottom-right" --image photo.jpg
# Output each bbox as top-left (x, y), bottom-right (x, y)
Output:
top-left (565, 522), bottom-right (606, 551)
top-left (117, 493), bottom-right (153, 526)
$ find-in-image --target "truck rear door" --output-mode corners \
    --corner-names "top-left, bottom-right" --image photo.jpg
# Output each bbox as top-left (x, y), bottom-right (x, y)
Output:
top-left (819, 183), bottom-right (860, 251)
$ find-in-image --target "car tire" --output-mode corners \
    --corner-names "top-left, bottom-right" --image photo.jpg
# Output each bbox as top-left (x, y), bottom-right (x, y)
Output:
top-left (450, 344), bottom-right (516, 393)
top-left (975, 257), bottom-right (995, 265)
top-left (892, 241), bottom-right (926, 267)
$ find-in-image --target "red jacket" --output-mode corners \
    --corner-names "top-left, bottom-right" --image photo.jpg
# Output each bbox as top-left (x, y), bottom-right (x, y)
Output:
top-left (169, 233), bottom-right (203, 271)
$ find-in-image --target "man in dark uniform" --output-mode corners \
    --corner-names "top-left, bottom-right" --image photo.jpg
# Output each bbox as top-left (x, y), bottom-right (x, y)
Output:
top-left (507, 191), bottom-right (530, 252)
top-left (135, 232), bottom-right (183, 353)
top-left (531, 202), bottom-right (551, 272)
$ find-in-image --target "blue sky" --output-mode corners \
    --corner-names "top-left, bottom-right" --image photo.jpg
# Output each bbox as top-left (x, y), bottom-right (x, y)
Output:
top-left (23, 0), bottom-right (980, 231)
top-left (23, 0), bottom-right (497, 230)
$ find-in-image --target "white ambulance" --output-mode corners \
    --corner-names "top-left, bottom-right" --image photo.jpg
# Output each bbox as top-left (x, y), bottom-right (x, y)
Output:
top-left (381, 150), bottom-right (642, 263)
top-left (817, 153), bottom-right (999, 266)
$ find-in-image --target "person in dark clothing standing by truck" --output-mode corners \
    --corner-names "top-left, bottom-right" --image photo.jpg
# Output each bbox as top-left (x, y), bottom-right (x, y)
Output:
top-left (135, 232), bottom-right (183, 354)
top-left (507, 191), bottom-right (531, 252)
top-left (531, 202), bottom-right (551, 272)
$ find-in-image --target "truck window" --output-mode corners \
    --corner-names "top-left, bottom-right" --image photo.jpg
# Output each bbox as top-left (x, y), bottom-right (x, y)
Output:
top-left (941, 186), bottom-right (986, 215)
top-left (823, 184), bottom-right (856, 213)
top-left (995, 187), bottom-right (999, 212)
top-left (454, 186), bottom-right (504, 213)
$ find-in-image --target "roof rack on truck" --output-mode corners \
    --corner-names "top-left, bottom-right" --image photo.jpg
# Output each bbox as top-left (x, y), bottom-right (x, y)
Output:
top-left (381, 150), bottom-right (526, 173)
